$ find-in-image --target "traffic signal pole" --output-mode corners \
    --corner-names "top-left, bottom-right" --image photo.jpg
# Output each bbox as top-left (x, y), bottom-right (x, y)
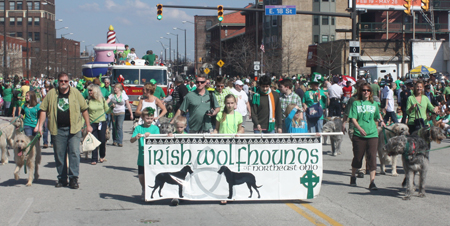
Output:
top-left (351, 0), bottom-right (357, 79)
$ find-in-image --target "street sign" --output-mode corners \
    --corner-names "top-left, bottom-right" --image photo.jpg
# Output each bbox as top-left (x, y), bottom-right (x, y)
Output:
top-left (265, 5), bottom-right (296, 16)
top-left (217, 60), bottom-right (225, 67)
top-left (254, 71), bottom-right (258, 77)
top-left (219, 67), bottom-right (222, 75)
top-left (204, 68), bottom-right (210, 74)
top-left (184, 66), bottom-right (188, 71)
top-left (349, 41), bottom-right (360, 57)
top-left (254, 61), bottom-right (260, 71)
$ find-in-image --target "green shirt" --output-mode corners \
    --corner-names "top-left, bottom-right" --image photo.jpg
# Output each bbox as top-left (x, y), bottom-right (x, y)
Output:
top-left (216, 111), bottom-right (243, 134)
top-left (153, 86), bottom-right (166, 99)
top-left (100, 87), bottom-right (110, 99)
top-left (394, 80), bottom-right (403, 91)
top-left (214, 88), bottom-right (233, 111)
top-left (349, 100), bottom-right (381, 138)
top-left (123, 49), bottom-right (130, 59)
top-left (186, 85), bottom-right (197, 92)
top-left (179, 89), bottom-right (219, 132)
top-left (132, 124), bottom-right (160, 166)
top-left (406, 95), bottom-right (435, 125)
top-left (142, 54), bottom-right (156, 65)
top-left (303, 89), bottom-right (327, 120)
top-left (2, 88), bottom-right (12, 102)
top-left (443, 87), bottom-right (450, 96)
top-left (40, 87), bottom-right (88, 135)
top-left (88, 99), bottom-right (109, 123)
top-left (23, 103), bottom-right (41, 127)
top-left (371, 84), bottom-right (380, 97)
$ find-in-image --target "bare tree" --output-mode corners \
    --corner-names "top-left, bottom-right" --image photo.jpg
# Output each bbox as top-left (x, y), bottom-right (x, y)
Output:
top-left (281, 35), bottom-right (301, 77)
top-left (262, 41), bottom-right (282, 77)
top-left (223, 35), bottom-right (255, 77)
top-left (312, 40), bottom-right (346, 75)
top-left (30, 51), bottom-right (47, 78)
top-left (0, 51), bottom-right (25, 78)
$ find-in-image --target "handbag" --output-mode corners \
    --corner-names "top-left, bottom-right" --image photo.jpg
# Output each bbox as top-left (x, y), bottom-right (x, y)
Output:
top-left (81, 132), bottom-right (101, 153)
top-left (306, 102), bottom-right (323, 122)
top-left (414, 105), bottom-right (425, 131)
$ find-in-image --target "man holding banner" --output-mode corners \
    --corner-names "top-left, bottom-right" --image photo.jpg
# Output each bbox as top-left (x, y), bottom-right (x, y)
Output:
top-left (251, 75), bottom-right (283, 133)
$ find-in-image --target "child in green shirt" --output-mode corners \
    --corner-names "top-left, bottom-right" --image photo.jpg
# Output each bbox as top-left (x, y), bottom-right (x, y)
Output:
top-left (130, 107), bottom-right (160, 200)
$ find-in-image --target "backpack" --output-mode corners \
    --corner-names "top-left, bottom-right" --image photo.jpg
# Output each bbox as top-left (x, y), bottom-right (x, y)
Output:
top-left (305, 102), bottom-right (323, 122)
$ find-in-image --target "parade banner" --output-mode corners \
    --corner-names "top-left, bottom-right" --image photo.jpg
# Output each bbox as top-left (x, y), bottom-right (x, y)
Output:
top-left (144, 134), bottom-right (323, 202)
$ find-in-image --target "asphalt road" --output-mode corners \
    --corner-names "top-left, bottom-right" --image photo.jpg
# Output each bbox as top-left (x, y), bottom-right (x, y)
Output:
top-left (1, 118), bottom-right (450, 226)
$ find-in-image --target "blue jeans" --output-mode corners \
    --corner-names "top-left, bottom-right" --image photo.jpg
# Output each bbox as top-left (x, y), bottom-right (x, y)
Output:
top-left (52, 127), bottom-right (82, 180)
top-left (43, 118), bottom-right (53, 145)
top-left (384, 111), bottom-right (398, 124)
top-left (105, 113), bottom-right (112, 129)
top-left (308, 119), bottom-right (323, 133)
top-left (23, 125), bottom-right (37, 137)
top-left (113, 114), bottom-right (125, 144)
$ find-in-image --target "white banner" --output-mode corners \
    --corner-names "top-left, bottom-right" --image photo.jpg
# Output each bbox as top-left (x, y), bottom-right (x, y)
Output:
top-left (144, 134), bottom-right (323, 202)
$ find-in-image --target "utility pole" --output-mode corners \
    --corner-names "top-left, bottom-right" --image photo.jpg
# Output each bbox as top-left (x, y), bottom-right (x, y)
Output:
top-left (255, 0), bottom-right (258, 62)
top-left (351, 0), bottom-right (357, 78)
top-left (3, 5), bottom-right (7, 77)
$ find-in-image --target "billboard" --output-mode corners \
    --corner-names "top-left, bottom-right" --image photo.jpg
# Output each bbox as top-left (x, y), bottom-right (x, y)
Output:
top-left (349, 0), bottom-right (422, 10)
top-left (143, 134), bottom-right (323, 201)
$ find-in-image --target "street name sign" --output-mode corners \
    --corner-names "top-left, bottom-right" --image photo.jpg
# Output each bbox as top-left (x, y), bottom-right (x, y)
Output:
top-left (265, 5), bottom-right (296, 16)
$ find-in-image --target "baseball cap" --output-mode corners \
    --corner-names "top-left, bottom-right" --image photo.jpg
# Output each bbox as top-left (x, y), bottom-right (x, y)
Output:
top-left (332, 77), bottom-right (339, 83)
top-left (235, 80), bottom-right (244, 86)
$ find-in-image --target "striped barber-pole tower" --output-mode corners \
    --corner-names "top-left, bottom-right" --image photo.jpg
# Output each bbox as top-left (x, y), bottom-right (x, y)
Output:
top-left (107, 25), bottom-right (116, 44)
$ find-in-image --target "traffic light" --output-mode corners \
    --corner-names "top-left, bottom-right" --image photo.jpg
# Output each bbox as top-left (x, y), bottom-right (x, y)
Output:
top-left (157, 4), bottom-right (163, 20)
top-left (403, 0), bottom-right (412, 15)
top-left (421, 0), bottom-right (429, 11)
top-left (217, 5), bottom-right (224, 22)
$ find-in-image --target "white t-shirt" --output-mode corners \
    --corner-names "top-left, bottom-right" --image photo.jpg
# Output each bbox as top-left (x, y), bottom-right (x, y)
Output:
top-left (386, 89), bottom-right (395, 112)
top-left (127, 52), bottom-right (137, 62)
top-left (108, 92), bottom-right (129, 114)
top-left (230, 88), bottom-right (249, 117)
top-left (328, 84), bottom-right (343, 99)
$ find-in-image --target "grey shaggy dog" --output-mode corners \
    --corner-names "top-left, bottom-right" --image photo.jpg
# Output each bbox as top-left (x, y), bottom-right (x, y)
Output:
top-left (411, 126), bottom-right (446, 145)
top-left (377, 123), bottom-right (409, 176)
top-left (322, 117), bottom-right (343, 156)
top-left (384, 135), bottom-right (429, 200)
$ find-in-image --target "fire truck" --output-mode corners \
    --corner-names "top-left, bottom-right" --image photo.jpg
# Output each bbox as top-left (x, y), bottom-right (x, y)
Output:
top-left (108, 59), bottom-right (169, 112)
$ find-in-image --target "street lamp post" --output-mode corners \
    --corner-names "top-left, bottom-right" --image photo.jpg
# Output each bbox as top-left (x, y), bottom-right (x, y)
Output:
top-left (173, 27), bottom-right (186, 65)
top-left (26, 2), bottom-right (29, 78)
top-left (3, 4), bottom-right (6, 77)
top-left (156, 40), bottom-right (167, 64)
top-left (167, 33), bottom-right (178, 73)
top-left (60, 32), bottom-right (72, 74)
top-left (182, 20), bottom-right (195, 74)
top-left (160, 37), bottom-right (171, 63)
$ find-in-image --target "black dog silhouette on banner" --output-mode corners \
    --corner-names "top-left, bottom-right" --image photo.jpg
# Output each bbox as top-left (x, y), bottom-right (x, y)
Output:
top-left (217, 166), bottom-right (262, 199)
top-left (148, 165), bottom-right (194, 198)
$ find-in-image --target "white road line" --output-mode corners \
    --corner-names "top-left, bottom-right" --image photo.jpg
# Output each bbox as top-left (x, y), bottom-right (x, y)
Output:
top-left (8, 197), bottom-right (33, 226)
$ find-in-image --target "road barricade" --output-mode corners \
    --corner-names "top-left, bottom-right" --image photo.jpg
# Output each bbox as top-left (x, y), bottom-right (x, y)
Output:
top-left (143, 133), bottom-right (339, 202)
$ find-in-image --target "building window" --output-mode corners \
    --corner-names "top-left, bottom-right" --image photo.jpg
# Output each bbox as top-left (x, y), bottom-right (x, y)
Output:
top-left (34, 17), bottom-right (39, 26)
top-left (322, 16), bottom-right (329, 25)
top-left (10, 17), bottom-right (15, 26)
top-left (10, 2), bottom-right (15, 10)
top-left (314, 16), bottom-right (319, 25)
top-left (314, 35), bottom-right (319, 43)
top-left (34, 2), bottom-right (40, 10)
top-left (272, 16), bottom-right (277, 26)
top-left (17, 2), bottom-right (23, 10)
top-left (322, 35), bottom-right (329, 42)
top-left (17, 17), bottom-right (22, 26)
top-left (17, 32), bottom-right (23, 37)
top-left (323, 0), bottom-right (329, 1)
top-left (27, 2), bottom-right (32, 10)
top-left (28, 18), bottom-right (32, 26)
top-left (28, 32), bottom-right (33, 40)
top-left (331, 17), bottom-right (335, 25)
top-left (34, 47), bottom-right (40, 53)
top-left (206, 33), bottom-right (211, 44)
top-left (0, 2), bottom-right (4, 11)
top-left (205, 20), bottom-right (212, 29)
top-left (0, 18), bottom-right (4, 26)
top-left (272, 35), bottom-right (277, 47)
top-left (34, 32), bottom-right (40, 41)
top-left (331, 35), bottom-right (335, 41)
top-left (314, 0), bottom-right (319, 2)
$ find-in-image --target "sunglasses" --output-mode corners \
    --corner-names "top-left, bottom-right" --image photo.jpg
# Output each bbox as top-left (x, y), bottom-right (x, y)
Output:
top-left (59, 80), bottom-right (69, 83)
top-left (362, 89), bottom-right (371, 92)
top-left (216, 85), bottom-right (224, 88)
top-left (196, 80), bottom-right (206, 84)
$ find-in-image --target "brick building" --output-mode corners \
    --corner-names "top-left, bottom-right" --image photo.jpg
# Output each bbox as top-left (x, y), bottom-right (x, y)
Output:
top-left (0, 34), bottom-right (28, 77)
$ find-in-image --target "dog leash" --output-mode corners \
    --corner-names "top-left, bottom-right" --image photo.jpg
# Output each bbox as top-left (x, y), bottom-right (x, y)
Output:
top-left (22, 133), bottom-right (41, 174)
top-left (382, 127), bottom-right (396, 145)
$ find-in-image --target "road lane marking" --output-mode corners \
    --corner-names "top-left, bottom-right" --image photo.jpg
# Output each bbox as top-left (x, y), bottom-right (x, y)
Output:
top-left (286, 203), bottom-right (326, 226)
top-left (8, 197), bottom-right (33, 226)
top-left (301, 203), bottom-right (343, 226)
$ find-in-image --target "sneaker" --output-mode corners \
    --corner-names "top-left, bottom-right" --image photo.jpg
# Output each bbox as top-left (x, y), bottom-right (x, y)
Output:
top-left (112, 142), bottom-right (117, 146)
top-left (357, 172), bottom-right (365, 178)
top-left (69, 178), bottom-right (79, 189)
top-left (55, 179), bottom-right (68, 188)
top-left (118, 144), bottom-right (123, 147)
top-left (369, 182), bottom-right (378, 190)
top-left (43, 144), bottom-right (48, 149)
top-left (350, 176), bottom-right (357, 186)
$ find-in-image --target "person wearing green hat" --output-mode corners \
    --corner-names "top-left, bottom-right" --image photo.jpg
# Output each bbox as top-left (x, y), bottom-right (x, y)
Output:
top-left (186, 80), bottom-right (196, 92)
top-left (303, 73), bottom-right (327, 133)
top-left (150, 79), bottom-right (166, 100)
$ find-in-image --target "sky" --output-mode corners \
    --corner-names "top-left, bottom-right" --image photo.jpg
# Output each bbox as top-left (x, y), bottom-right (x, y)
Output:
top-left (56, 0), bottom-right (252, 61)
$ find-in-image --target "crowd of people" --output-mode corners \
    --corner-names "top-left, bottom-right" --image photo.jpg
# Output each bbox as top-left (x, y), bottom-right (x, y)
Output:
top-left (2, 70), bottom-right (448, 200)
